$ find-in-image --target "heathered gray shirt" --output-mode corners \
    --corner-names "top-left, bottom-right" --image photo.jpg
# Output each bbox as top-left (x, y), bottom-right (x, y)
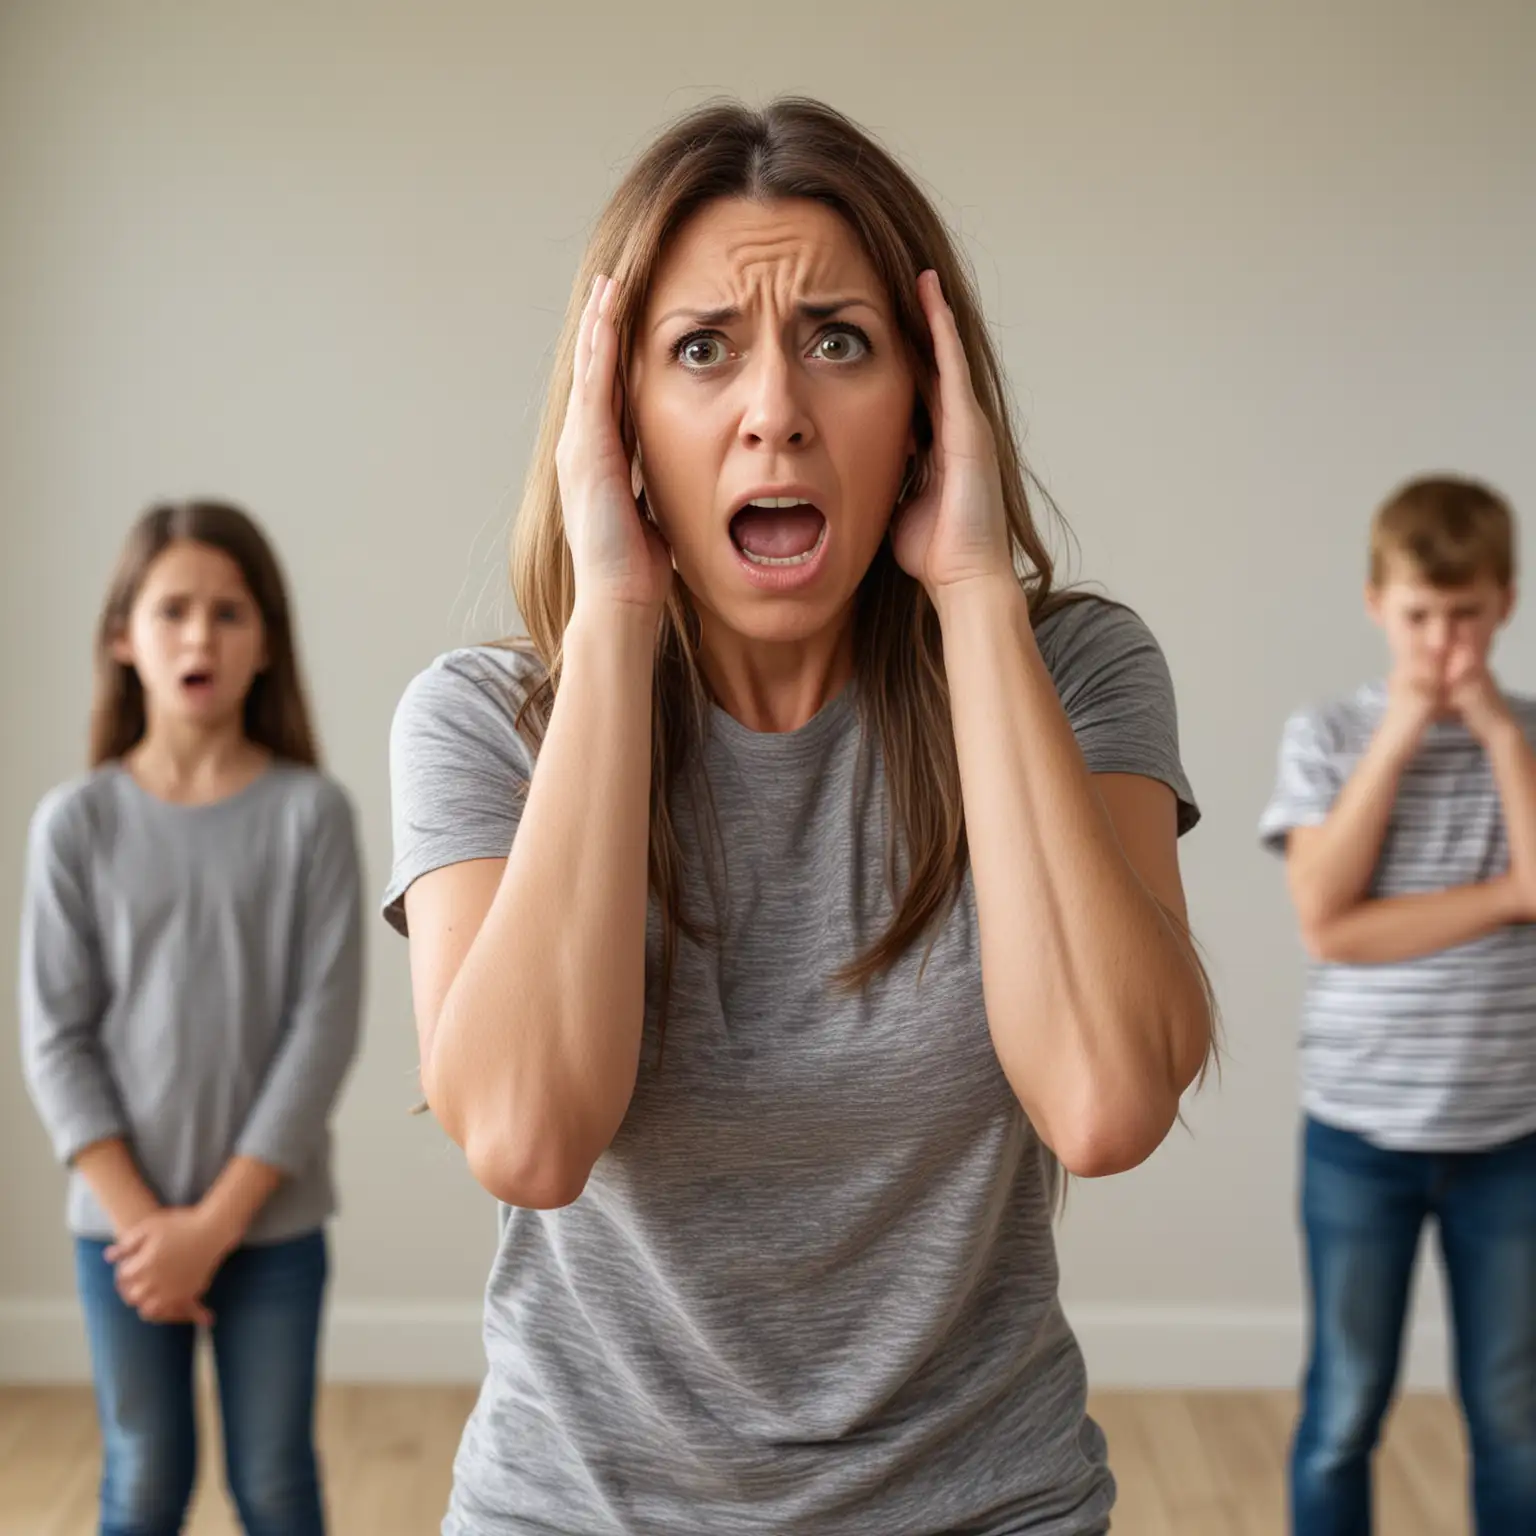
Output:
top-left (1259, 683), bottom-right (1536, 1151)
top-left (385, 598), bottom-right (1198, 1536)
top-left (20, 762), bottom-right (363, 1243)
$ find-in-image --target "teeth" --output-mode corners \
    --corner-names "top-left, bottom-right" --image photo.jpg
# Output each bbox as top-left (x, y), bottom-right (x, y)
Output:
top-left (746, 496), bottom-right (811, 510)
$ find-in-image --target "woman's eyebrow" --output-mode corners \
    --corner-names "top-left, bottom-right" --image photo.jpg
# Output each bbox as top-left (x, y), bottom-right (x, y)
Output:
top-left (650, 297), bottom-right (882, 332)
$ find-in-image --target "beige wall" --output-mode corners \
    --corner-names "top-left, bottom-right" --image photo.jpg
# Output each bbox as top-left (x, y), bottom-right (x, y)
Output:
top-left (2, 0), bottom-right (1532, 1385)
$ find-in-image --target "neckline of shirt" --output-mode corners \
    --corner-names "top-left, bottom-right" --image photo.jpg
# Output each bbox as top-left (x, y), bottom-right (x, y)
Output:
top-left (706, 683), bottom-right (858, 762)
top-left (105, 759), bottom-right (287, 815)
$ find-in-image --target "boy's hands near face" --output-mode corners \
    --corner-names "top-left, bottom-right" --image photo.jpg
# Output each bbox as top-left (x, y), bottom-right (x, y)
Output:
top-left (1382, 659), bottom-right (1445, 754)
top-left (1445, 642), bottom-right (1515, 746)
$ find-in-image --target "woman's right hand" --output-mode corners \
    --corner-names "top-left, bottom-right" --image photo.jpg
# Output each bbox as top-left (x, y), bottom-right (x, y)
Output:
top-left (556, 275), bottom-right (672, 614)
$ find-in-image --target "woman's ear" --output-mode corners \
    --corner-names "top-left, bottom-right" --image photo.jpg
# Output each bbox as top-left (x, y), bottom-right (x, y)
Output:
top-left (109, 631), bottom-right (134, 667)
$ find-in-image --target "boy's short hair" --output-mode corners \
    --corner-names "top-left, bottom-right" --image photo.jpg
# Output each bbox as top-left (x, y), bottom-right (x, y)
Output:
top-left (1370, 475), bottom-right (1516, 588)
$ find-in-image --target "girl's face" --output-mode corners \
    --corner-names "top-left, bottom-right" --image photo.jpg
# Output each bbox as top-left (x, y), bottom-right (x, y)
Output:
top-left (113, 539), bottom-right (267, 733)
top-left (628, 197), bottom-right (917, 651)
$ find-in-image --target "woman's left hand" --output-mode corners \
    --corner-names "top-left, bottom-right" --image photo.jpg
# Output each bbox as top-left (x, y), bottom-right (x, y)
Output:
top-left (891, 270), bottom-right (1016, 603)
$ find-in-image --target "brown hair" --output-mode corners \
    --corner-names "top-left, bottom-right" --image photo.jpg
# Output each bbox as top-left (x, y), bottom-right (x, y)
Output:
top-left (90, 500), bottom-right (320, 768)
top-left (1370, 475), bottom-right (1517, 588)
top-left (509, 97), bottom-right (1205, 1042)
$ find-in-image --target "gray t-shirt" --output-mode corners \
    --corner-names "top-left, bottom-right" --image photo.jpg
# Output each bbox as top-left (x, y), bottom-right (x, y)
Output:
top-left (20, 762), bottom-right (364, 1242)
top-left (1259, 683), bottom-right (1536, 1151)
top-left (386, 597), bottom-right (1197, 1536)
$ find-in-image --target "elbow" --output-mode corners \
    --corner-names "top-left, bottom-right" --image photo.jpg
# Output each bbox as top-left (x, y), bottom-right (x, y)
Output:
top-left (1052, 1107), bottom-right (1176, 1178)
top-left (422, 1057), bottom-right (602, 1209)
top-left (1040, 1075), bottom-right (1183, 1179)
top-left (1294, 887), bottom-right (1352, 963)
top-left (1045, 1014), bottom-right (1211, 1177)
top-left (429, 1086), bottom-right (598, 1209)
top-left (464, 1132), bottom-right (596, 1210)
top-left (429, 1064), bottom-right (602, 1210)
top-left (1299, 916), bottom-right (1345, 964)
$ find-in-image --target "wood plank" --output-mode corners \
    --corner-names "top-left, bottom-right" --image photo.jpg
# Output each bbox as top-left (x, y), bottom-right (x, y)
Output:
top-left (0, 1385), bottom-right (1472, 1535)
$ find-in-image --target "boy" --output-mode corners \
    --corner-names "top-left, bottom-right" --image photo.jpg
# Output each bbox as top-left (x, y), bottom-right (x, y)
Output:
top-left (1259, 475), bottom-right (1536, 1535)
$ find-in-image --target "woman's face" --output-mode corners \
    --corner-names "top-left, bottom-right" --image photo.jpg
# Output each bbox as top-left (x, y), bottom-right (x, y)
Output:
top-left (629, 197), bottom-right (916, 649)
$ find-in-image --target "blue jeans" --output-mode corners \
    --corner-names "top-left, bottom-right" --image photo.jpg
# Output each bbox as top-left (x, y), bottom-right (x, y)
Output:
top-left (1291, 1118), bottom-right (1536, 1535)
top-left (75, 1227), bottom-right (328, 1536)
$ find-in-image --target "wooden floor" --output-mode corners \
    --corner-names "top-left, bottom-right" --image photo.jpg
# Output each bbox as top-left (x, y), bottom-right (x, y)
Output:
top-left (0, 1385), bottom-right (1468, 1535)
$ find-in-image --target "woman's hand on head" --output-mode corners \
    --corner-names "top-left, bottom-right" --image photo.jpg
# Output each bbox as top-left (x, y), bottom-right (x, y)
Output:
top-left (892, 271), bottom-right (1016, 608)
top-left (557, 276), bottom-right (674, 617)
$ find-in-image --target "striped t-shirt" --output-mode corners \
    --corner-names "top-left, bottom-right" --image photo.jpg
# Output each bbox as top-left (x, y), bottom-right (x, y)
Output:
top-left (1259, 682), bottom-right (1536, 1152)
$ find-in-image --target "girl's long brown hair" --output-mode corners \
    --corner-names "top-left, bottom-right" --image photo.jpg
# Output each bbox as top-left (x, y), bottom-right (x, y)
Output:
top-left (511, 98), bottom-right (1209, 1050)
top-left (91, 500), bottom-right (319, 768)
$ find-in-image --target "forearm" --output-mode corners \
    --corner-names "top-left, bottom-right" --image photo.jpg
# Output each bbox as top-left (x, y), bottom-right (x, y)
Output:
top-left (196, 1156), bottom-right (284, 1257)
top-left (938, 579), bottom-right (1209, 1173)
top-left (1309, 877), bottom-right (1520, 964)
top-left (428, 602), bottom-right (657, 1203)
top-left (74, 1138), bottom-right (161, 1234)
top-left (1290, 729), bottom-right (1417, 925)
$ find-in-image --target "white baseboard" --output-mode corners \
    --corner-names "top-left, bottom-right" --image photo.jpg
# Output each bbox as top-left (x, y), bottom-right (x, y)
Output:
top-left (1066, 1304), bottom-right (1449, 1392)
top-left (0, 1298), bottom-right (488, 1385)
top-left (0, 1298), bottom-right (1450, 1392)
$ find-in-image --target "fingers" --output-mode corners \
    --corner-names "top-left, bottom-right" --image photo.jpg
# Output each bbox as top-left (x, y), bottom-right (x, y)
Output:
top-left (113, 1241), bottom-right (156, 1284)
top-left (135, 1297), bottom-right (212, 1327)
top-left (105, 1227), bottom-right (147, 1265)
top-left (1447, 641), bottom-right (1482, 682)
top-left (917, 269), bottom-right (981, 430)
top-left (573, 275), bottom-right (617, 394)
top-left (586, 277), bottom-right (618, 394)
top-left (571, 274), bottom-right (606, 399)
top-left (116, 1264), bottom-right (149, 1305)
top-left (561, 276), bottom-right (623, 482)
top-left (117, 1269), bottom-right (212, 1326)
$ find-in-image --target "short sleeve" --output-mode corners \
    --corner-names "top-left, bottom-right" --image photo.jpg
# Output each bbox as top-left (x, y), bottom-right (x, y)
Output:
top-left (1036, 597), bottom-right (1200, 835)
top-left (383, 647), bottom-right (542, 935)
top-left (1258, 708), bottom-right (1344, 856)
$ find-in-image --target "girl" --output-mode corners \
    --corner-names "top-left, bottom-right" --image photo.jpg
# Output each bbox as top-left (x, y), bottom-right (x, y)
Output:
top-left (387, 99), bottom-right (1217, 1535)
top-left (20, 501), bottom-right (362, 1536)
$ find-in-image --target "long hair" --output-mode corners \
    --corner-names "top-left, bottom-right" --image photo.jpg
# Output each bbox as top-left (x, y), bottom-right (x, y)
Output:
top-left (90, 499), bottom-right (319, 768)
top-left (510, 97), bottom-right (1190, 1035)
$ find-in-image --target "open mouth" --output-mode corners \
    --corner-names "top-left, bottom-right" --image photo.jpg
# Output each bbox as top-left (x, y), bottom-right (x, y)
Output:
top-left (728, 496), bottom-right (828, 567)
top-left (180, 671), bottom-right (215, 693)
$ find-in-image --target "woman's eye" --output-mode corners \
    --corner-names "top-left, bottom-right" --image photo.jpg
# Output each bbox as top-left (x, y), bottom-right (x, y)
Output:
top-left (677, 334), bottom-right (728, 369)
top-left (810, 326), bottom-right (870, 363)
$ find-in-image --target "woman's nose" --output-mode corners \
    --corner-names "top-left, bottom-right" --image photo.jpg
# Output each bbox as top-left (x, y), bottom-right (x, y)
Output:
top-left (737, 347), bottom-right (814, 451)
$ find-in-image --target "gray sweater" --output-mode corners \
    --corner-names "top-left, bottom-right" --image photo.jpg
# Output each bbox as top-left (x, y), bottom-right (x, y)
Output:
top-left (20, 762), bottom-right (363, 1243)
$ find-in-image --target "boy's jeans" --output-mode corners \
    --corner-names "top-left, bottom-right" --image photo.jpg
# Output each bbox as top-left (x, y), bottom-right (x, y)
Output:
top-left (1291, 1117), bottom-right (1536, 1534)
top-left (75, 1227), bottom-right (328, 1536)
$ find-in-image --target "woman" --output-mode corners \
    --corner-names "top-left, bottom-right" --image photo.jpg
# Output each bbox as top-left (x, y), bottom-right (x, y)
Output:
top-left (386, 97), bottom-right (1215, 1536)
